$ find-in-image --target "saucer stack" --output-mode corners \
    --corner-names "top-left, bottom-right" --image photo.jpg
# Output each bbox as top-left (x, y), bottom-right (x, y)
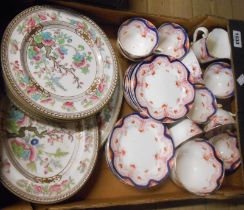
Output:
top-left (0, 6), bottom-right (123, 204)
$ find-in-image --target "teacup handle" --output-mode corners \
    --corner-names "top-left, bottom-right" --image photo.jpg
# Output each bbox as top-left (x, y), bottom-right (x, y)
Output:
top-left (193, 27), bottom-right (209, 42)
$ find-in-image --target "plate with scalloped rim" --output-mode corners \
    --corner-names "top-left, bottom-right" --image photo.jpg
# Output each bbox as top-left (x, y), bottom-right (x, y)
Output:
top-left (1, 5), bottom-right (118, 121)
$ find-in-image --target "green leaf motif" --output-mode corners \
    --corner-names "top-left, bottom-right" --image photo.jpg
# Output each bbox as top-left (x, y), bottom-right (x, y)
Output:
top-left (80, 66), bottom-right (89, 74)
top-left (48, 166), bottom-right (53, 172)
top-left (34, 34), bottom-right (43, 44)
top-left (27, 161), bottom-right (37, 172)
top-left (78, 45), bottom-right (84, 50)
top-left (46, 148), bottom-right (69, 158)
top-left (7, 119), bottom-right (19, 134)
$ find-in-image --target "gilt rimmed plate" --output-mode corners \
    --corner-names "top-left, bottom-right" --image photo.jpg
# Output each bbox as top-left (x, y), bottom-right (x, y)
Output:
top-left (0, 100), bottom-right (98, 204)
top-left (1, 6), bottom-right (118, 120)
top-left (134, 55), bottom-right (195, 123)
top-left (107, 113), bottom-right (174, 188)
top-left (97, 68), bottom-right (123, 147)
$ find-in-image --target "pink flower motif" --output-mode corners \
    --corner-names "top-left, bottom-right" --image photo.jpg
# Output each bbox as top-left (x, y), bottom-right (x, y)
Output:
top-left (40, 98), bottom-right (53, 104)
top-left (29, 146), bottom-right (37, 161)
top-left (63, 101), bottom-right (74, 107)
top-left (50, 184), bottom-right (62, 192)
top-left (33, 185), bottom-right (43, 193)
top-left (27, 18), bottom-right (36, 29)
top-left (77, 22), bottom-right (85, 30)
top-left (38, 14), bottom-right (47, 20)
top-left (98, 79), bottom-right (106, 93)
top-left (27, 86), bottom-right (38, 94)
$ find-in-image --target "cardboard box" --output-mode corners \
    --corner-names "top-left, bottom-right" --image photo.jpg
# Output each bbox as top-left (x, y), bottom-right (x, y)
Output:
top-left (1, 1), bottom-right (244, 209)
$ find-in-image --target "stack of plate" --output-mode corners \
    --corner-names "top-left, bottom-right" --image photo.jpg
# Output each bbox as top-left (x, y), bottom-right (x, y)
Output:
top-left (0, 5), bottom-right (123, 204)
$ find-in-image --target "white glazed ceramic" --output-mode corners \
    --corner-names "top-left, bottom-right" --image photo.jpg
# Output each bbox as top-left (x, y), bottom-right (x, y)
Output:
top-left (170, 138), bottom-right (224, 195)
top-left (191, 27), bottom-right (231, 63)
top-left (210, 132), bottom-right (241, 172)
top-left (181, 49), bottom-right (203, 84)
top-left (107, 113), bottom-right (174, 188)
top-left (0, 101), bottom-right (98, 204)
top-left (204, 62), bottom-right (234, 99)
top-left (169, 118), bottom-right (203, 147)
top-left (97, 68), bottom-right (123, 147)
top-left (1, 6), bottom-right (118, 120)
top-left (204, 108), bottom-right (236, 138)
top-left (134, 55), bottom-right (195, 123)
top-left (156, 23), bottom-right (189, 59)
top-left (187, 85), bottom-right (217, 124)
top-left (117, 18), bottom-right (159, 59)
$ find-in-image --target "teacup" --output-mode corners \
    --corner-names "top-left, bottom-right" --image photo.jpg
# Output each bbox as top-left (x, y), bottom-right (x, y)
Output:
top-left (204, 108), bottom-right (236, 138)
top-left (117, 18), bottom-right (159, 60)
top-left (156, 22), bottom-right (189, 59)
top-left (203, 62), bottom-right (234, 99)
top-left (187, 84), bottom-right (217, 124)
top-left (209, 132), bottom-right (241, 172)
top-left (169, 118), bottom-right (203, 147)
top-left (181, 49), bottom-right (203, 84)
top-left (170, 138), bottom-right (224, 195)
top-left (191, 27), bottom-right (231, 63)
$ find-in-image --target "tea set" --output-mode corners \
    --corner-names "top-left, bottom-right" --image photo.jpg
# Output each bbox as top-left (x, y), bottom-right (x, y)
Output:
top-left (0, 7), bottom-right (240, 204)
top-left (106, 17), bottom-right (240, 195)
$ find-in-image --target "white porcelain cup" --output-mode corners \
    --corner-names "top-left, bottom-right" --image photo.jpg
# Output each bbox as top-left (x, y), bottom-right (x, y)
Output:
top-left (170, 138), bottom-right (224, 195)
top-left (191, 27), bottom-right (231, 63)
top-left (181, 49), bottom-right (203, 84)
top-left (169, 118), bottom-right (203, 147)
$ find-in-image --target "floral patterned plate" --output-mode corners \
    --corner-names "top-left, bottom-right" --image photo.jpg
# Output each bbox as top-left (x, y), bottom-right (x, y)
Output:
top-left (1, 6), bottom-right (118, 120)
top-left (134, 55), bottom-right (195, 123)
top-left (0, 99), bottom-right (98, 204)
top-left (106, 113), bottom-right (174, 188)
top-left (97, 68), bottom-right (123, 147)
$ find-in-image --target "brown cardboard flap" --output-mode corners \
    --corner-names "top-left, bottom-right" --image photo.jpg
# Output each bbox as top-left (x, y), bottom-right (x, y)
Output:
top-left (2, 201), bottom-right (33, 210)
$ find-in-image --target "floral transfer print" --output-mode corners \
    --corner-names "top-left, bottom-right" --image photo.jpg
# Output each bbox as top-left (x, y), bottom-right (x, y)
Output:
top-left (16, 176), bottom-right (75, 195)
top-left (5, 7), bottom-right (117, 117)
top-left (6, 105), bottom-right (75, 176)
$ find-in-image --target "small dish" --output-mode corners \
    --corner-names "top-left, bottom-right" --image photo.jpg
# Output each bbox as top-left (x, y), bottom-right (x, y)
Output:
top-left (204, 108), bottom-right (236, 138)
top-left (209, 132), bottom-right (241, 172)
top-left (134, 54), bottom-right (195, 123)
top-left (156, 23), bottom-right (189, 59)
top-left (170, 138), bottom-right (224, 195)
top-left (187, 85), bottom-right (217, 124)
top-left (169, 118), bottom-right (203, 147)
top-left (107, 112), bottom-right (174, 188)
top-left (203, 62), bottom-right (234, 99)
top-left (117, 18), bottom-right (159, 60)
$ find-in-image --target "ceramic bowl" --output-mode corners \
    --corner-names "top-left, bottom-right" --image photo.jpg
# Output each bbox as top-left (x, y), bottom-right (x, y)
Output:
top-left (204, 62), bottom-right (234, 99)
top-left (187, 85), bottom-right (217, 124)
top-left (210, 132), bottom-right (241, 172)
top-left (181, 49), bottom-right (203, 84)
top-left (170, 138), bottom-right (224, 195)
top-left (169, 118), bottom-right (203, 147)
top-left (156, 23), bottom-right (189, 59)
top-left (107, 112), bottom-right (174, 188)
top-left (133, 54), bottom-right (195, 123)
top-left (117, 18), bottom-right (159, 60)
top-left (204, 108), bottom-right (236, 138)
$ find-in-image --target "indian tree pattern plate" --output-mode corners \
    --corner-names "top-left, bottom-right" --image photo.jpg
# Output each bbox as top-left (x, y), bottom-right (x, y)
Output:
top-left (0, 101), bottom-right (98, 204)
top-left (107, 113), bottom-right (174, 188)
top-left (1, 6), bottom-right (118, 120)
top-left (97, 69), bottom-right (123, 147)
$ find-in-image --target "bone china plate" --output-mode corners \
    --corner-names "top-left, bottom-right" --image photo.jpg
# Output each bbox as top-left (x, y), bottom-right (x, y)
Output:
top-left (0, 100), bottom-right (98, 204)
top-left (106, 113), bottom-right (174, 188)
top-left (134, 55), bottom-right (195, 123)
top-left (1, 6), bottom-right (118, 120)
